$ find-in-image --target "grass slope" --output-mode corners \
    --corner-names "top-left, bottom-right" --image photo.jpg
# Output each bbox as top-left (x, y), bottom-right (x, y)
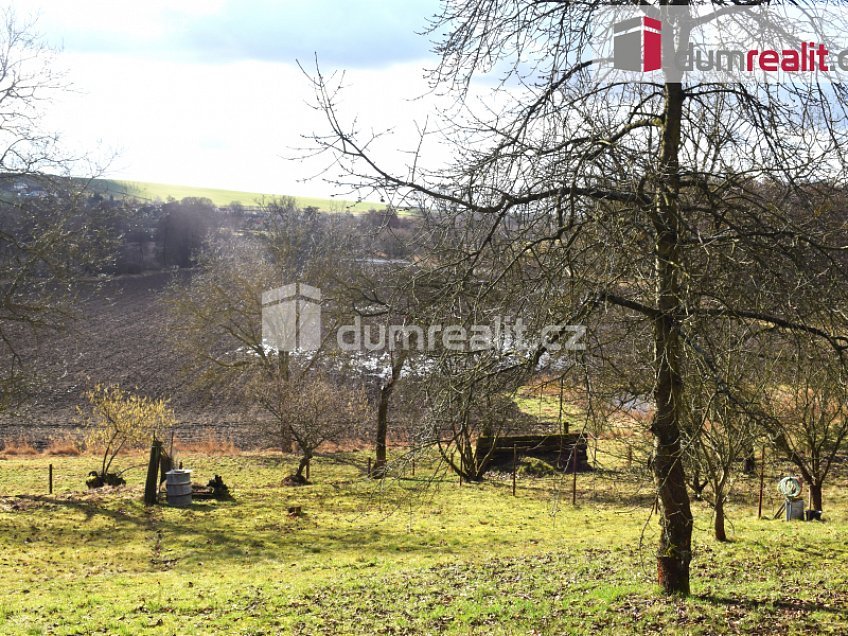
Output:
top-left (0, 448), bottom-right (846, 635)
top-left (86, 178), bottom-right (384, 213)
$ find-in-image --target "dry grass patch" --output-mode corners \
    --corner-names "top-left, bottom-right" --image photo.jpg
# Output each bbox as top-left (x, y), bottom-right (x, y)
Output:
top-left (0, 439), bottom-right (40, 457)
top-left (44, 436), bottom-right (82, 456)
top-left (175, 432), bottom-right (241, 456)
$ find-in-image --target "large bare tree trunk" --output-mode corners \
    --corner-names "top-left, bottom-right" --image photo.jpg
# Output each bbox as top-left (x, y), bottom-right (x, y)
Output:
top-left (651, 81), bottom-right (694, 596)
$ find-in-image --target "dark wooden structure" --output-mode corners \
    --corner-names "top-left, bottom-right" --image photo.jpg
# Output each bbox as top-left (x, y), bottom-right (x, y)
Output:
top-left (476, 433), bottom-right (591, 473)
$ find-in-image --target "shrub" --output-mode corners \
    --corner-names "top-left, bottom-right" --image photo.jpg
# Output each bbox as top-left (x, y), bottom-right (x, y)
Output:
top-left (78, 385), bottom-right (176, 483)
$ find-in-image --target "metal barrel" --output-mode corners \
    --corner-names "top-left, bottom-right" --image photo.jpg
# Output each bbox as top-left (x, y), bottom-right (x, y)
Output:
top-left (165, 469), bottom-right (192, 507)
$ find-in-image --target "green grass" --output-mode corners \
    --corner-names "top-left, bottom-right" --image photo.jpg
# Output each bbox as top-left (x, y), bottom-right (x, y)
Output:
top-left (83, 178), bottom-right (385, 212)
top-left (0, 449), bottom-right (846, 635)
top-left (514, 387), bottom-right (585, 423)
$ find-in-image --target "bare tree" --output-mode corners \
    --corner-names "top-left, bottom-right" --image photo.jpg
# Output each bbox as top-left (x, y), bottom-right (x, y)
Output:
top-left (0, 11), bottom-right (118, 415)
top-left (679, 322), bottom-right (774, 541)
top-left (306, 3), bottom-right (848, 595)
top-left (169, 205), bottom-right (373, 470)
top-left (765, 348), bottom-right (848, 513)
top-left (79, 384), bottom-right (177, 486)
top-left (373, 349), bottom-right (407, 477)
top-left (684, 388), bottom-right (761, 542)
top-left (253, 370), bottom-right (368, 483)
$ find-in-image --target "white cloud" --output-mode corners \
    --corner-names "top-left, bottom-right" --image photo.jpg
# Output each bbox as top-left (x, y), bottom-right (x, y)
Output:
top-left (43, 51), bottom-right (453, 198)
top-left (33, 0), bottom-right (437, 65)
top-left (15, 0), bottom-right (475, 199)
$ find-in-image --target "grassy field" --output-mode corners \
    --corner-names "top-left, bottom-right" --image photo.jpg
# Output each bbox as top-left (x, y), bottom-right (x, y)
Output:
top-left (0, 448), bottom-right (846, 635)
top-left (84, 178), bottom-right (384, 213)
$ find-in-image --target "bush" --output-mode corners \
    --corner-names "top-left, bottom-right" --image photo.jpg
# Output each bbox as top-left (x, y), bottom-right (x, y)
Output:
top-left (518, 457), bottom-right (559, 478)
top-left (86, 471), bottom-right (127, 489)
top-left (78, 385), bottom-right (176, 485)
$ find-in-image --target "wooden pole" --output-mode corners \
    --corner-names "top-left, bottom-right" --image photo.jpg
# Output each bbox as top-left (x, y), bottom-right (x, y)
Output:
top-left (367, 457), bottom-right (372, 478)
top-left (411, 457), bottom-right (415, 477)
top-left (512, 444), bottom-right (517, 496)
top-left (571, 446), bottom-right (578, 506)
top-left (558, 376), bottom-right (565, 434)
top-left (757, 444), bottom-right (766, 519)
top-left (49, 464), bottom-right (53, 494)
top-left (144, 440), bottom-right (162, 506)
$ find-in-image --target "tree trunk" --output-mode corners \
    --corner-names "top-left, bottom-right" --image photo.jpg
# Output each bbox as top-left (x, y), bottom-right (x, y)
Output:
top-left (373, 351), bottom-right (406, 478)
top-left (714, 498), bottom-right (728, 542)
top-left (651, 80), bottom-right (693, 596)
top-left (809, 482), bottom-right (823, 511)
top-left (374, 398), bottom-right (390, 476)
top-left (295, 453), bottom-right (311, 479)
top-left (742, 446), bottom-right (756, 475)
top-left (652, 423), bottom-right (693, 595)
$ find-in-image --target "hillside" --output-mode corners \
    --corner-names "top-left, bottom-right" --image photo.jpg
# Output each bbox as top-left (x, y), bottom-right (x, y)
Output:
top-left (84, 178), bottom-right (384, 212)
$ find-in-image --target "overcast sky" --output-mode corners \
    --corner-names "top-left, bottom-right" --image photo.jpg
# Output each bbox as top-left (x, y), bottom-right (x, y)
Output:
top-left (23, 0), bottom-right (448, 199)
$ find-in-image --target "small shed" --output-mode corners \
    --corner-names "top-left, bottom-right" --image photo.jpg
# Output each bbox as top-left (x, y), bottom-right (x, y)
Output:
top-left (476, 432), bottom-right (591, 473)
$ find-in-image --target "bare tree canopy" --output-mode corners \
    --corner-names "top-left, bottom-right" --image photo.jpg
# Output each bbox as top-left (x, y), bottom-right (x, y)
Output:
top-left (0, 10), bottom-right (119, 413)
top-left (306, 1), bottom-right (848, 595)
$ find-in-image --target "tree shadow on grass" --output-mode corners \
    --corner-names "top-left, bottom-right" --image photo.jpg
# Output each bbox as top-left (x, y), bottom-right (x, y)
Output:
top-left (3, 492), bottom-right (449, 568)
top-left (2, 493), bottom-right (256, 562)
top-left (12, 493), bottom-right (234, 523)
top-left (9, 493), bottom-right (150, 525)
top-left (698, 593), bottom-right (848, 616)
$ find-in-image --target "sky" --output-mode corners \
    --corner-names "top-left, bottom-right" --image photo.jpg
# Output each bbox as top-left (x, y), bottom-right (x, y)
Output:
top-left (19, 0), bottom-right (450, 199)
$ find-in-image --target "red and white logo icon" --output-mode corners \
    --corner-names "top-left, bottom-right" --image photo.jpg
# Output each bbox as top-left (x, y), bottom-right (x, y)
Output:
top-left (614, 16), bottom-right (662, 72)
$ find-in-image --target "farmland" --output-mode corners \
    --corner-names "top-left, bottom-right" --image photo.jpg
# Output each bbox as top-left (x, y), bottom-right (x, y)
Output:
top-left (0, 272), bottom-right (238, 436)
top-left (0, 450), bottom-right (846, 635)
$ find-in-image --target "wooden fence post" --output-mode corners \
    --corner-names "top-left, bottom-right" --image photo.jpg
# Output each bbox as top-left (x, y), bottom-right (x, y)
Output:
top-left (757, 444), bottom-right (766, 519)
top-left (49, 464), bottom-right (53, 495)
top-left (512, 445), bottom-right (517, 496)
top-left (144, 440), bottom-right (162, 506)
top-left (571, 445), bottom-right (578, 506)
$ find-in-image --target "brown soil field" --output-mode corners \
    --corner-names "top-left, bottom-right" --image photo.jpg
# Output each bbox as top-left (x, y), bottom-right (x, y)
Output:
top-left (0, 271), bottom-right (257, 447)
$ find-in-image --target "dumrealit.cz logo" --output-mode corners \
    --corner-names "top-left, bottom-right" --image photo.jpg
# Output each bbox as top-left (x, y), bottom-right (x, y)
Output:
top-left (613, 16), bottom-right (662, 72)
top-left (262, 282), bottom-right (322, 352)
top-left (613, 16), bottom-right (832, 75)
top-left (600, 5), bottom-right (848, 83)
top-left (261, 283), bottom-right (586, 354)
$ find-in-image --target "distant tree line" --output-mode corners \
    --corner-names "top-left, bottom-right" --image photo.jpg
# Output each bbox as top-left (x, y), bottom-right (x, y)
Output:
top-left (103, 195), bottom-right (418, 275)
